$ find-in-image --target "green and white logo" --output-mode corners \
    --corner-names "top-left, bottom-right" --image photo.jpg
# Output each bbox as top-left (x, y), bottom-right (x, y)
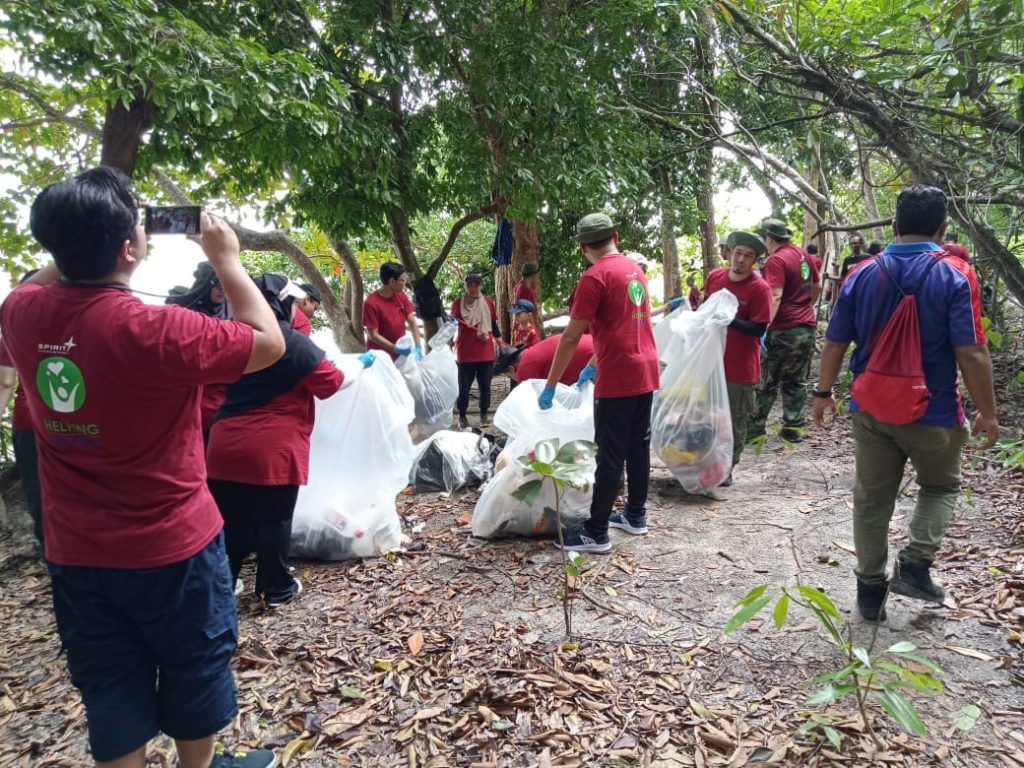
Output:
top-left (627, 279), bottom-right (646, 306)
top-left (800, 260), bottom-right (811, 280)
top-left (36, 356), bottom-right (86, 413)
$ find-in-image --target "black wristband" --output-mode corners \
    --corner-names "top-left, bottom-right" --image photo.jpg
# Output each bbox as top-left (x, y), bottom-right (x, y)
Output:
top-left (812, 388), bottom-right (834, 398)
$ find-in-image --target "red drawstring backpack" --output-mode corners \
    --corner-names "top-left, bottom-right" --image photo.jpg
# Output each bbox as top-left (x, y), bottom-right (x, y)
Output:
top-left (852, 254), bottom-right (946, 425)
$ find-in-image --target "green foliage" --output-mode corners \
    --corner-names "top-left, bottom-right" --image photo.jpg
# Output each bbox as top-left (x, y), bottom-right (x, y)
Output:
top-left (726, 584), bottom-right (945, 744)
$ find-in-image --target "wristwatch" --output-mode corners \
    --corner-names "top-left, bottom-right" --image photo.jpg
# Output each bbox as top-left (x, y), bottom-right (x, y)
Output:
top-left (812, 388), bottom-right (834, 398)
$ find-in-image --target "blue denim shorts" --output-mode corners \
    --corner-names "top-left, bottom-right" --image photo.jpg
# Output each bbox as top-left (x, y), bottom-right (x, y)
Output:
top-left (48, 532), bottom-right (239, 762)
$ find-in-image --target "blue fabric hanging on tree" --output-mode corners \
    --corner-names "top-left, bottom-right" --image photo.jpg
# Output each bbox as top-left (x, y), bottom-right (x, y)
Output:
top-left (491, 218), bottom-right (515, 266)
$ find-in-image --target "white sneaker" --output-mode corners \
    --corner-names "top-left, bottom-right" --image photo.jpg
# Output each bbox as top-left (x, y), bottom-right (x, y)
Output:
top-left (266, 579), bottom-right (303, 608)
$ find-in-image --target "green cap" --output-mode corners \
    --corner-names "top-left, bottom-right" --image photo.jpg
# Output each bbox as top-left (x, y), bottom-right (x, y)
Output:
top-left (521, 262), bottom-right (539, 277)
top-left (758, 218), bottom-right (792, 240)
top-left (726, 231), bottom-right (767, 256)
top-left (574, 213), bottom-right (619, 244)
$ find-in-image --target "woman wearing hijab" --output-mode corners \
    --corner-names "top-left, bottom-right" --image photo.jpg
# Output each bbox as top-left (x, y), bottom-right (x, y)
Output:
top-left (167, 263), bottom-right (233, 442)
top-left (206, 274), bottom-right (371, 607)
top-left (451, 272), bottom-right (499, 429)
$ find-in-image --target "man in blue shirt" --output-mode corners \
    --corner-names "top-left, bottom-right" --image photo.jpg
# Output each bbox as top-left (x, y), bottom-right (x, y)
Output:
top-left (812, 185), bottom-right (998, 622)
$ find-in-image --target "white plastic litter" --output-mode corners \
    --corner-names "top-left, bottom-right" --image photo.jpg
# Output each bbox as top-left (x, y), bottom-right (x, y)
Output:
top-left (292, 340), bottom-right (414, 560)
top-left (408, 429), bottom-right (493, 493)
top-left (654, 302), bottom-right (692, 365)
top-left (472, 379), bottom-right (596, 539)
top-left (396, 322), bottom-right (459, 440)
top-left (651, 290), bottom-right (737, 494)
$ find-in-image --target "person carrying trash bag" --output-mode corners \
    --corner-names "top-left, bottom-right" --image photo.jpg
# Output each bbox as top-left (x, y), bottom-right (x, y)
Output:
top-left (538, 213), bottom-right (660, 553)
top-left (206, 274), bottom-right (374, 608)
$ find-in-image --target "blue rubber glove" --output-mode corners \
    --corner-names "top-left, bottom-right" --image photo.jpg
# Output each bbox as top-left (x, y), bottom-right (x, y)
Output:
top-left (668, 296), bottom-right (684, 310)
top-left (415, 344), bottom-right (424, 362)
top-left (395, 345), bottom-right (412, 357)
top-left (576, 364), bottom-right (597, 388)
top-left (760, 332), bottom-right (769, 354)
top-left (358, 352), bottom-right (375, 368)
top-left (538, 385), bottom-right (555, 411)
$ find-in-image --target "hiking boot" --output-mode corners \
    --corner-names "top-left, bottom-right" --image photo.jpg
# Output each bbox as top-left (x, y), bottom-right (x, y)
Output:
top-left (856, 578), bottom-right (889, 622)
top-left (458, 415), bottom-right (470, 430)
top-left (719, 471), bottom-right (733, 488)
top-left (780, 426), bottom-right (804, 443)
top-left (554, 530), bottom-right (611, 554)
top-left (209, 744), bottom-right (277, 768)
top-left (891, 556), bottom-right (946, 603)
top-left (266, 579), bottom-right (303, 609)
top-left (608, 511), bottom-right (648, 535)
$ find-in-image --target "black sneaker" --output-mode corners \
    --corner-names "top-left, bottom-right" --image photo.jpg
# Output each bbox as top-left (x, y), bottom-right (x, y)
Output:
top-left (608, 512), bottom-right (648, 535)
top-left (479, 414), bottom-right (492, 428)
top-left (719, 472), bottom-right (733, 487)
top-left (856, 578), bottom-right (889, 622)
top-left (266, 579), bottom-right (302, 609)
top-left (780, 426), bottom-right (804, 443)
top-left (553, 530), bottom-right (611, 554)
top-left (209, 744), bottom-right (277, 767)
top-left (891, 556), bottom-right (945, 603)
top-left (458, 415), bottom-right (470, 430)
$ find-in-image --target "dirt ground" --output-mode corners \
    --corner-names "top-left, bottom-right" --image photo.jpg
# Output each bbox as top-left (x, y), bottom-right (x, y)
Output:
top-left (0, 376), bottom-right (1022, 767)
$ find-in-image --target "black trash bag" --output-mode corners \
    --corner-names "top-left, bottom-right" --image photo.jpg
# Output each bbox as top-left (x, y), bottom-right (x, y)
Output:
top-left (409, 430), bottom-right (494, 493)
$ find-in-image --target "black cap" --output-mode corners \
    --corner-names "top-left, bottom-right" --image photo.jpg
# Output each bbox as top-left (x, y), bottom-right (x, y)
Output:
top-left (465, 272), bottom-right (483, 284)
top-left (300, 283), bottom-right (322, 303)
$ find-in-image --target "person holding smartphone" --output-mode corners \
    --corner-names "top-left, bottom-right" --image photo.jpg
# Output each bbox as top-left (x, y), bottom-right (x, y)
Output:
top-left (0, 167), bottom-right (285, 768)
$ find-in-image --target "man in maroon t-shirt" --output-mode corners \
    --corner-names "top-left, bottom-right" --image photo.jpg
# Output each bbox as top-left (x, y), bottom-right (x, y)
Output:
top-left (362, 261), bottom-right (423, 360)
top-left (539, 213), bottom-right (659, 553)
top-left (0, 167), bottom-right (284, 768)
top-left (703, 232), bottom-right (773, 484)
top-left (748, 218), bottom-right (821, 443)
top-left (508, 333), bottom-right (595, 385)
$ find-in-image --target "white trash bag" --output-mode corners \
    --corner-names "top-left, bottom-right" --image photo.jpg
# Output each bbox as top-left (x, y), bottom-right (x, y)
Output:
top-left (652, 290), bottom-right (737, 494)
top-left (472, 380), bottom-right (596, 539)
top-left (396, 322), bottom-right (459, 439)
top-left (292, 343), bottom-right (415, 560)
top-left (409, 429), bottom-right (493, 493)
top-left (654, 302), bottom-right (692, 365)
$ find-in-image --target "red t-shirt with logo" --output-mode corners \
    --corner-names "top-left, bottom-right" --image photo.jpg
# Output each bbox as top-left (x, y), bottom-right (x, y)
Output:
top-left (569, 254), bottom-right (659, 398)
top-left (0, 339), bottom-right (30, 431)
top-left (206, 358), bottom-right (342, 486)
top-left (0, 283), bottom-right (254, 568)
top-left (704, 268), bottom-right (773, 385)
top-left (763, 243), bottom-right (820, 330)
top-left (514, 282), bottom-right (537, 305)
top-left (363, 290), bottom-right (414, 359)
top-left (515, 333), bottom-right (594, 385)
top-left (452, 296), bottom-right (498, 363)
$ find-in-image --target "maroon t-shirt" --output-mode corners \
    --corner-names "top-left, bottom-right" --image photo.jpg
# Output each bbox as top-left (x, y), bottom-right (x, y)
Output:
top-left (291, 309), bottom-right (312, 336)
top-left (569, 254), bottom-right (659, 398)
top-left (763, 242), bottom-right (819, 330)
top-left (704, 268), bottom-right (773, 385)
top-left (515, 333), bottom-right (594, 385)
top-left (0, 283), bottom-right (254, 568)
top-left (514, 282), bottom-right (537, 305)
top-left (206, 358), bottom-right (342, 486)
top-left (452, 296), bottom-right (498, 363)
top-left (363, 290), bottom-right (415, 359)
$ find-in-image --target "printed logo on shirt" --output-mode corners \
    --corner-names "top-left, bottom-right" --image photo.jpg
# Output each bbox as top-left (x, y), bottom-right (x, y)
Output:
top-left (37, 336), bottom-right (78, 356)
top-left (36, 356), bottom-right (86, 413)
top-left (627, 279), bottom-right (646, 307)
top-left (800, 261), bottom-right (811, 280)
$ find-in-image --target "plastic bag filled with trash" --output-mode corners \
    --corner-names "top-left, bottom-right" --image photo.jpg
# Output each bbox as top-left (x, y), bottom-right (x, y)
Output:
top-left (396, 321), bottom-right (459, 440)
top-left (291, 335), bottom-right (414, 560)
top-left (651, 291), bottom-right (737, 494)
top-left (409, 429), bottom-right (494, 493)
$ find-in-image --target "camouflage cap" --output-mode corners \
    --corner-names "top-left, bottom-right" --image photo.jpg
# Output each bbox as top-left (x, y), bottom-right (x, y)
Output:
top-left (726, 231), bottom-right (767, 256)
top-left (574, 213), bottom-right (619, 244)
top-left (521, 262), bottom-right (539, 277)
top-left (758, 218), bottom-right (792, 240)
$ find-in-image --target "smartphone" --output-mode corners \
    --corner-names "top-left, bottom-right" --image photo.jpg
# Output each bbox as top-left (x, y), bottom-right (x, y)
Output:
top-left (144, 205), bottom-right (202, 236)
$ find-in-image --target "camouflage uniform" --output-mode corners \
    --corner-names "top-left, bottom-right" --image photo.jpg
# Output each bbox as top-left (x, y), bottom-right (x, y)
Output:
top-left (747, 325), bottom-right (815, 440)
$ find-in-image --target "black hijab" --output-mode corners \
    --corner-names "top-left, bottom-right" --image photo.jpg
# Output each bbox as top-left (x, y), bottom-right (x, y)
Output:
top-left (215, 274), bottom-right (326, 421)
top-left (166, 262), bottom-right (230, 319)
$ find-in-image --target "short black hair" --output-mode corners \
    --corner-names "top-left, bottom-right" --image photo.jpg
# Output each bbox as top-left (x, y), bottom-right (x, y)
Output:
top-left (806, 244), bottom-right (818, 254)
top-left (380, 261), bottom-right (405, 285)
top-left (944, 232), bottom-right (959, 243)
top-left (30, 166), bottom-right (139, 281)
top-left (867, 241), bottom-right (883, 255)
top-left (583, 235), bottom-right (614, 250)
top-left (895, 185), bottom-right (947, 238)
top-left (300, 283), bottom-right (321, 303)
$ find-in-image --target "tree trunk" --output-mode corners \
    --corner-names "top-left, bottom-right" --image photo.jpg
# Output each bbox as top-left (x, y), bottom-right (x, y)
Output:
top-left (496, 220), bottom-right (539, 340)
top-left (659, 167), bottom-right (682, 300)
top-left (387, 209), bottom-right (423, 279)
top-left (335, 240), bottom-right (364, 343)
top-left (100, 93), bottom-right (155, 176)
top-left (694, 7), bottom-right (719, 279)
top-left (857, 138), bottom-right (886, 243)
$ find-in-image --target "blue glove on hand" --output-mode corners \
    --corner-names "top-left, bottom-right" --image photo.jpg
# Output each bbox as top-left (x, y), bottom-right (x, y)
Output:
top-left (358, 352), bottom-right (376, 368)
top-left (668, 296), bottom-right (684, 310)
top-left (415, 344), bottom-right (424, 362)
top-left (395, 345), bottom-right (412, 357)
top-left (538, 385), bottom-right (556, 411)
top-left (576, 364), bottom-right (597, 388)
top-left (760, 332), bottom-right (769, 354)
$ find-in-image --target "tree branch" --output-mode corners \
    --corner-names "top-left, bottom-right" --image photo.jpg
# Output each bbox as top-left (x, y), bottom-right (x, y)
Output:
top-left (425, 202), bottom-right (501, 279)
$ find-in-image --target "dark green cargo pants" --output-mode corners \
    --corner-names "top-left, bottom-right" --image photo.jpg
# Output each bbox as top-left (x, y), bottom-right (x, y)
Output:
top-left (747, 325), bottom-right (816, 440)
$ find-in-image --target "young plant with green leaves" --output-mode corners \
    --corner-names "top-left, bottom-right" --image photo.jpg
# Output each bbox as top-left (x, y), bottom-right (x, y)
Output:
top-left (510, 438), bottom-right (597, 639)
top-left (726, 584), bottom-right (943, 750)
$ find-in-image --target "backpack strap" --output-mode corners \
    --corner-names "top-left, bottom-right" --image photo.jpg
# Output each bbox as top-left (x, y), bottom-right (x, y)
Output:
top-left (875, 251), bottom-right (948, 297)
